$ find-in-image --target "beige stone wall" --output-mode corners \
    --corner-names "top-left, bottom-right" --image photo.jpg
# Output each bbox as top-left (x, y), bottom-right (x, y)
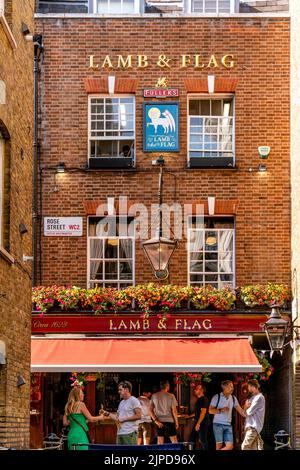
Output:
top-left (0, 0), bottom-right (34, 449)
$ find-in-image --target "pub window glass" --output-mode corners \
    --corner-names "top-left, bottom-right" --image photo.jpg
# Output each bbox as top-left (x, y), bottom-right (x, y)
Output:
top-left (88, 217), bottom-right (135, 289)
top-left (188, 96), bottom-right (234, 161)
top-left (188, 216), bottom-right (235, 289)
top-left (89, 96), bottom-right (135, 160)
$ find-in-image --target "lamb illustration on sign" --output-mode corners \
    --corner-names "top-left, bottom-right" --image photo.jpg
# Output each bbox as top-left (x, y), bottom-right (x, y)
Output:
top-left (148, 107), bottom-right (176, 134)
top-left (143, 102), bottom-right (179, 152)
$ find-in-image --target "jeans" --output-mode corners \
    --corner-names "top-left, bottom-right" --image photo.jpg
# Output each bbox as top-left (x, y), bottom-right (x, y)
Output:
top-left (213, 423), bottom-right (233, 444)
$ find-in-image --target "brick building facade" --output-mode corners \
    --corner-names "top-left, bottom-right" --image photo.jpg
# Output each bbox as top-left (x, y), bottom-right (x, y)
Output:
top-left (34, 0), bottom-right (292, 449)
top-left (0, 1), bottom-right (34, 449)
top-left (35, 15), bottom-right (290, 289)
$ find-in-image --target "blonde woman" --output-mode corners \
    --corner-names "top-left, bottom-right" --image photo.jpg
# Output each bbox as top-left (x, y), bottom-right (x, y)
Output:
top-left (63, 387), bottom-right (104, 450)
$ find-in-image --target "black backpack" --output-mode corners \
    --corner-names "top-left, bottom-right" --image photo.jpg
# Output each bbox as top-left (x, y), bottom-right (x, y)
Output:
top-left (215, 393), bottom-right (238, 410)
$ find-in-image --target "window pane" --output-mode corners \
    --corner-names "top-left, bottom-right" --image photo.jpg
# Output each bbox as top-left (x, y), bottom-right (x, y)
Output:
top-left (205, 252), bottom-right (218, 261)
top-left (190, 274), bottom-right (203, 283)
top-left (123, 0), bottom-right (135, 13)
top-left (189, 100), bottom-right (201, 115)
top-left (190, 261), bottom-right (204, 272)
top-left (219, 252), bottom-right (233, 273)
top-left (104, 261), bottom-right (118, 279)
top-left (189, 231), bottom-right (204, 251)
top-left (110, 0), bottom-right (121, 13)
top-left (204, 0), bottom-right (217, 12)
top-left (96, 219), bottom-right (117, 237)
top-left (200, 100), bottom-right (210, 115)
top-left (219, 231), bottom-right (233, 251)
top-left (190, 252), bottom-right (203, 261)
top-left (204, 274), bottom-right (218, 282)
top-left (119, 239), bottom-right (133, 258)
top-left (119, 261), bottom-right (133, 279)
top-left (211, 100), bottom-right (222, 115)
top-left (205, 261), bottom-right (218, 272)
top-left (220, 274), bottom-right (234, 283)
top-left (104, 239), bottom-right (118, 258)
top-left (219, 0), bottom-right (231, 13)
top-left (223, 100), bottom-right (233, 116)
top-left (90, 261), bottom-right (103, 281)
top-left (90, 239), bottom-right (103, 259)
top-left (97, 0), bottom-right (109, 13)
top-left (205, 231), bottom-right (218, 249)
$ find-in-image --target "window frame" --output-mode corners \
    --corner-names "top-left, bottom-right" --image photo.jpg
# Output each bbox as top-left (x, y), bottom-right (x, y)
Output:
top-left (87, 216), bottom-right (136, 289)
top-left (187, 216), bottom-right (236, 289)
top-left (88, 94), bottom-right (136, 165)
top-left (92, 0), bottom-right (140, 14)
top-left (187, 0), bottom-right (236, 14)
top-left (187, 93), bottom-right (235, 167)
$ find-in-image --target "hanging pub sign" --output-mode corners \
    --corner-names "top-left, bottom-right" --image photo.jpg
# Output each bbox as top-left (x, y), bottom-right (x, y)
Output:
top-left (143, 102), bottom-right (179, 152)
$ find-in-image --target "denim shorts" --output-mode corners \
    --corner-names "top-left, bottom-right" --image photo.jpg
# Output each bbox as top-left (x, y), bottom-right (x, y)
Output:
top-left (213, 423), bottom-right (233, 444)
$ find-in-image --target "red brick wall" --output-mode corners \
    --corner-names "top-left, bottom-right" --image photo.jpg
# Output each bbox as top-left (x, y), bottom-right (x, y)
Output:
top-left (0, 0), bottom-right (34, 449)
top-left (35, 17), bottom-right (290, 288)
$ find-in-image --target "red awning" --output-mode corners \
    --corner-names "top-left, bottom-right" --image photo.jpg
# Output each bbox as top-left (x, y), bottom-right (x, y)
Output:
top-left (31, 338), bottom-right (261, 373)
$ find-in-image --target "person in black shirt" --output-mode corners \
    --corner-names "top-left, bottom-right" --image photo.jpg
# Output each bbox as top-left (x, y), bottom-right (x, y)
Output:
top-left (193, 383), bottom-right (210, 450)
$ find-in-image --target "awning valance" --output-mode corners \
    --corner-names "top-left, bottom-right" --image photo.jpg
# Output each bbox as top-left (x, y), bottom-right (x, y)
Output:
top-left (31, 338), bottom-right (261, 373)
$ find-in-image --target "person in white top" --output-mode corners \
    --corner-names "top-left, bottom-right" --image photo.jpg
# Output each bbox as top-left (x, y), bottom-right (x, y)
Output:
top-left (103, 381), bottom-right (141, 445)
top-left (241, 379), bottom-right (265, 450)
top-left (137, 389), bottom-right (152, 445)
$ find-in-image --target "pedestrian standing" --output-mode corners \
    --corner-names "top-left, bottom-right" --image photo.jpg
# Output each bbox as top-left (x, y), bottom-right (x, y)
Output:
top-left (150, 380), bottom-right (179, 444)
top-left (209, 380), bottom-right (246, 450)
top-left (241, 379), bottom-right (265, 450)
top-left (193, 383), bottom-right (210, 450)
top-left (104, 381), bottom-right (142, 445)
top-left (137, 388), bottom-right (152, 445)
top-left (63, 387), bottom-right (104, 450)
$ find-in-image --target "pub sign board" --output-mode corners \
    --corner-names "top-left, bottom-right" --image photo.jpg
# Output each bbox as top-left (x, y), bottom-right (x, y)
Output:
top-left (143, 102), bottom-right (179, 152)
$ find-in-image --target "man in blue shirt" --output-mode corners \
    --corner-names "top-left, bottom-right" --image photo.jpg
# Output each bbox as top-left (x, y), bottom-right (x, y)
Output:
top-left (209, 380), bottom-right (246, 450)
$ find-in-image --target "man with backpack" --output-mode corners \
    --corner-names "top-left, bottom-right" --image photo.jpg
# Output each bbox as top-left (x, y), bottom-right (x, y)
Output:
top-left (209, 380), bottom-right (246, 450)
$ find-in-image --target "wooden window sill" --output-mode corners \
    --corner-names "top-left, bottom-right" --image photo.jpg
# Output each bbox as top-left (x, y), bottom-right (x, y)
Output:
top-left (0, 246), bottom-right (15, 264)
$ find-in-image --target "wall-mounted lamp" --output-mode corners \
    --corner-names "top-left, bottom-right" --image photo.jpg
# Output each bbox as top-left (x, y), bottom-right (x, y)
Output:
top-left (56, 162), bottom-right (65, 173)
top-left (19, 222), bottom-right (28, 235)
top-left (21, 22), bottom-right (30, 37)
top-left (23, 255), bottom-right (33, 262)
top-left (17, 375), bottom-right (26, 387)
top-left (258, 163), bottom-right (267, 173)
